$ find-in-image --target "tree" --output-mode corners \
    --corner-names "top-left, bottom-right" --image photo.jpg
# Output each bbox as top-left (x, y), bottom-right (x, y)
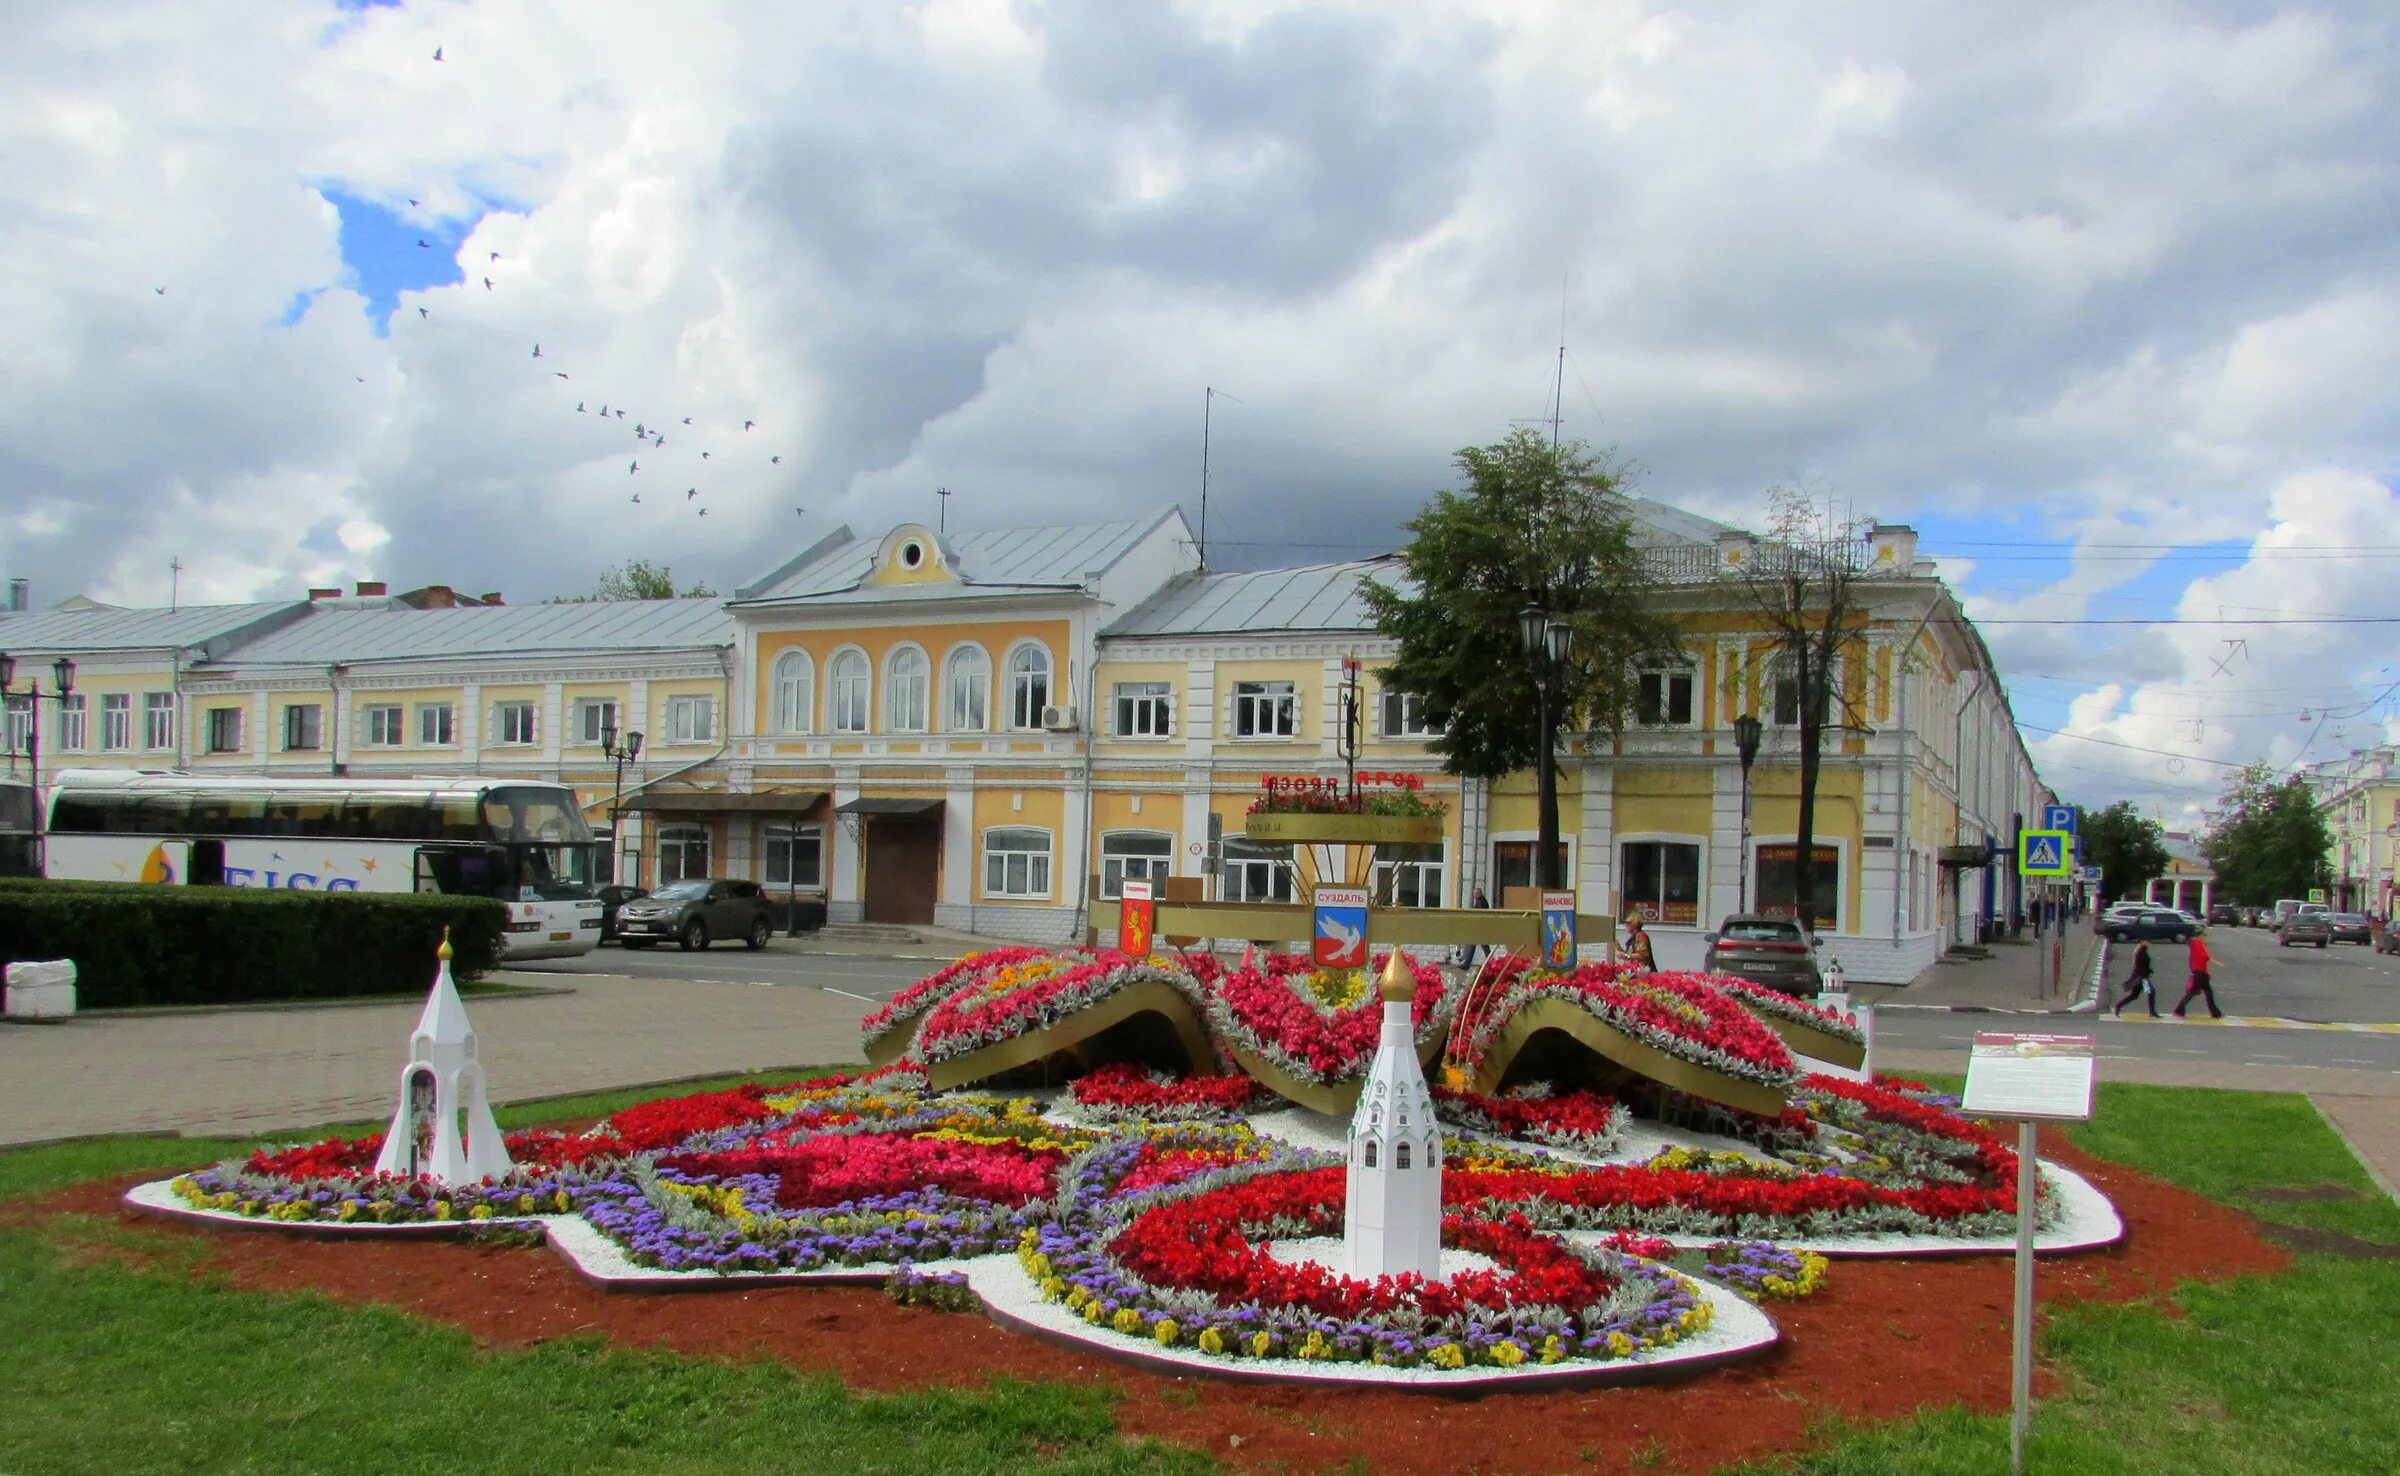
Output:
top-left (1361, 428), bottom-right (1673, 865)
top-left (1717, 487), bottom-right (1880, 935)
top-left (552, 560), bottom-right (716, 603)
top-left (2202, 764), bottom-right (2334, 906)
top-left (2081, 800), bottom-right (2171, 905)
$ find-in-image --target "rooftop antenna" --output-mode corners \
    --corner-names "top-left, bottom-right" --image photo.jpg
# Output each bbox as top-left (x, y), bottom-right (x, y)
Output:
top-left (934, 486), bottom-right (950, 536)
top-left (1199, 386), bottom-right (1242, 574)
top-left (1510, 275), bottom-right (1570, 448)
top-left (169, 555), bottom-right (183, 612)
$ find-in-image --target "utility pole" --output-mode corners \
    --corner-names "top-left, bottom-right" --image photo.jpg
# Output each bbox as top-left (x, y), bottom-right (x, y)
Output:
top-left (169, 556), bottom-right (183, 612)
top-left (934, 486), bottom-right (950, 536)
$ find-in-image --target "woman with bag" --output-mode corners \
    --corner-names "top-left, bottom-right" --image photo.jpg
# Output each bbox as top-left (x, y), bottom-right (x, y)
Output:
top-left (2111, 940), bottom-right (2155, 1018)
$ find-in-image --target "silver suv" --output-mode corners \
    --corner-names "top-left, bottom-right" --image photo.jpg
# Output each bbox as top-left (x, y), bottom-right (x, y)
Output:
top-left (614, 878), bottom-right (776, 951)
top-left (2276, 906), bottom-right (2331, 950)
top-left (1702, 914), bottom-right (1823, 996)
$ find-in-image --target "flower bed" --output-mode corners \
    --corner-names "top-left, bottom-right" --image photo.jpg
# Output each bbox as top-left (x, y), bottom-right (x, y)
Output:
top-left (1204, 951), bottom-right (1449, 1086)
top-left (914, 950), bottom-right (1210, 1067)
top-left (1458, 960), bottom-right (1798, 1093)
top-left (1068, 1061), bottom-right (1259, 1122)
top-left (1431, 1084), bottom-right (1627, 1158)
top-left (860, 946), bottom-right (1056, 1061)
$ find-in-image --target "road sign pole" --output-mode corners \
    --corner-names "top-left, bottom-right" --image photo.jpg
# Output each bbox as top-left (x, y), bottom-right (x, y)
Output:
top-left (2010, 1117), bottom-right (2037, 1475)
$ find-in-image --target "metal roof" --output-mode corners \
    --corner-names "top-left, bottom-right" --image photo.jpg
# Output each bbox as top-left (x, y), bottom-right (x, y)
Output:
top-left (1627, 497), bottom-right (1736, 547)
top-left (735, 513), bottom-right (1173, 605)
top-left (1106, 559), bottom-right (1411, 637)
top-left (201, 597), bottom-right (732, 668)
top-left (0, 601), bottom-right (306, 656)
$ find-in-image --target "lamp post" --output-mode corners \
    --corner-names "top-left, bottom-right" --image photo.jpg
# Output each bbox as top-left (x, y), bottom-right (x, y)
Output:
top-left (1732, 713), bottom-right (1763, 912)
top-left (1519, 606), bottom-right (1575, 892)
top-left (0, 652), bottom-right (77, 877)
top-left (600, 722), bottom-right (643, 888)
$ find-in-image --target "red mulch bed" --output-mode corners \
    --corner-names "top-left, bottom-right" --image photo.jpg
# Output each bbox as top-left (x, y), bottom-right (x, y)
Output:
top-left (19, 1130), bottom-right (2289, 1476)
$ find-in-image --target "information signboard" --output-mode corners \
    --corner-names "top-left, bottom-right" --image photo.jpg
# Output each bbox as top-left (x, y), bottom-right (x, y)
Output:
top-left (1962, 1031), bottom-right (2096, 1122)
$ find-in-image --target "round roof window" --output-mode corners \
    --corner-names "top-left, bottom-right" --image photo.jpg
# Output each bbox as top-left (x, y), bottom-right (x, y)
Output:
top-left (900, 539), bottom-right (925, 569)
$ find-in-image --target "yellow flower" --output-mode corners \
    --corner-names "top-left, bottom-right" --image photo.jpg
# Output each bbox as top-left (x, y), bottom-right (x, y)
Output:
top-left (432, 1200), bottom-right (452, 1221)
top-left (1297, 1331), bottom-right (1331, 1361)
top-left (1429, 1343), bottom-right (1466, 1370)
top-left (1153, 1319), bottom-right (1180, 1346)
top-left (551, 1189), bottom-right (572, 1212)
top-left (1112, 1307), bottom-right (1143, 1335)
top-left (1066, 1286), bottom-right (1089, 1311)
top-left (1489, 1340), bottom-right (1527, 1367)
top-left (337, 1200), bottom-right (360, 1222)
top-left (1539, 1335), bottom-right (1566, 1365)
top-left (1041, 1277), bottom-right (1066, 1299)
top-left (1605, 1332), bottom-right (1635, 1358)
top-left (1248, 1330), bottom-right (1274, 1358)
top-left (515, 1194), bottom-right (536, 1214)
top-left (468, 1204), bottom-right (494, 1220)
top-left (1082, 1300), bottom-right (1106, 1325)
top-left (1198, 1328), bottom-right (1225, 1356)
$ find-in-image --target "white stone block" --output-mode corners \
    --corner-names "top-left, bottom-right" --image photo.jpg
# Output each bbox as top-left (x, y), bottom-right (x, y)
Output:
top-left (5, 960), bottom-right (78, 1018)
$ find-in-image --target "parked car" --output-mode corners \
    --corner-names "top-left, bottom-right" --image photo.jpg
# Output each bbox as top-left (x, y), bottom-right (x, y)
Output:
top-left (2276, 909), bottom-right (2332, 949)
top-left (1701, 914), bottom-right (1823, 996)
top-left (595, 883), bottom-right (646, 943)
top-left (614, 878), bottom-right (776, 951)
top-left (2207, 902), bottom-right (2238, 925)
top-left (2326, 912), bottom-right (2374, 946)
top-left (2098, 907), bottom-right (2195, 943)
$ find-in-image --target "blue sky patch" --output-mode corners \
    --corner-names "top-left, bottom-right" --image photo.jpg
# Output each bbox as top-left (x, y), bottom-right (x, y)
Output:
top-left (321, 187), bottom-right (479, 332)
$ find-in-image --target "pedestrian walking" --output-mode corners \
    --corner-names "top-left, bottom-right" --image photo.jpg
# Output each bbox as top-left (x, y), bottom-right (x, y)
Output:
top-left (2111, 940), bottom-right (2156, 1018)
top-left (1623, 914), bottom-right (1657, 973)
top-left (2171, 932), bottom-right (2222, 1019)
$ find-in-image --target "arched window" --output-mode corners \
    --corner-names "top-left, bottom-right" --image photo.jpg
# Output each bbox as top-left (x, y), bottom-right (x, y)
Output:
top-left (1363, 1141), bottom-right (1378, 1169)
top-left (1006, 644), bottom-right (1052, 731)
top-left (828, 649), bottom-right (870, 733)
top-left (945, 645), bottom-right (990, 733)
top-left (886, 646), bottom-right (929, 733)
top-left (771, 650), bottom-right (813, 734)
top-left (656, 823), bottom-right (710, 885)
top-left (1395, 1141), bottom-right (1412, 1171)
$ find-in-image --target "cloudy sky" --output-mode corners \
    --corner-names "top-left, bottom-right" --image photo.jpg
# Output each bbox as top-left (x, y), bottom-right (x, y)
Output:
top-left (4, 0), bottom-right (2396, 824)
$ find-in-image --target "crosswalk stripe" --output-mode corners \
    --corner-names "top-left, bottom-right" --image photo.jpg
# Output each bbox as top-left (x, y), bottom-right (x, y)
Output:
top-left (2108, 1014), bottom-right (2400, 1035)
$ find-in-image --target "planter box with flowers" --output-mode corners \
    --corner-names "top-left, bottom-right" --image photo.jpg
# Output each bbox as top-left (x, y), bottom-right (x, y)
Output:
top-left (1241, 772), bottom-right (1448, 847)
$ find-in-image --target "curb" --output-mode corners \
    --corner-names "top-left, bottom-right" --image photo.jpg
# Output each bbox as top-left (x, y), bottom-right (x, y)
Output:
top-left (59, 983), bottom-right (577, 1021)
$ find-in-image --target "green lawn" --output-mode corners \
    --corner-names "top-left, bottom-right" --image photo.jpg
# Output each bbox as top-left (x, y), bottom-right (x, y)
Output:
top-left (2, 1075), bottom-right (2392, 1474)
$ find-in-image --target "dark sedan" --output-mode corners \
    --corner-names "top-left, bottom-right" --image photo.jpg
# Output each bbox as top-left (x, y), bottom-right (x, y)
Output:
top-left (2098, 907), bottom-right (2195, 943)
top-left (595, 884), bottom-right (647, 943)
top-left (2327, 912), bottom-right (2374, 946)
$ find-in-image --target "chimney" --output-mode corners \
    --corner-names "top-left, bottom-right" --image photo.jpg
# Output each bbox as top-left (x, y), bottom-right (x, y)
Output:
top-left (1866, 523), bottom-right (1920, 574)
top-left (355, 581), bottom-right (387, 597)
top-left (308, 587), bottom-right (341, 601)
top-left (7, 578), bottom-right (26, 612)
top-left (412, 585), bottom-right (457, 609)
top-left (478, 591), bottom-right (504, 606)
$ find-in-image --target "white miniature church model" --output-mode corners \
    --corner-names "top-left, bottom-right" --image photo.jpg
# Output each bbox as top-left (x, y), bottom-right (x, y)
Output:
top-left (1343, 951), bottom-right (1443, 1279)
top-left (372, 930), bottom-right (513, 1184)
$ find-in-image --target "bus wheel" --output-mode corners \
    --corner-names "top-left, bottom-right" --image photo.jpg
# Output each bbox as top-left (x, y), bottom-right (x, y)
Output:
top-left (681, 919), bottom-right (709, 951)
top-left (746, 917), bottom-right (770, 950)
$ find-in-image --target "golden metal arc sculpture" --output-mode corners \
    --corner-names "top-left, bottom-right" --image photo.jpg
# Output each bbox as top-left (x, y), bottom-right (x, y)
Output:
top-left (1469, 996), bottom-right (1792, 1119)
top-left (1226, 1032), bottom-right (1449, 1116)
top-left (920, 979), bottom-right (1217, 1092)
top-left (1753, 1014), bottom-right (1867, 1071)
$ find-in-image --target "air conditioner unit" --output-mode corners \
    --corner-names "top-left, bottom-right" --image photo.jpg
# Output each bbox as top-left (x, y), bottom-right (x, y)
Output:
top-left (1040, 703), bottom-right (1079, 732)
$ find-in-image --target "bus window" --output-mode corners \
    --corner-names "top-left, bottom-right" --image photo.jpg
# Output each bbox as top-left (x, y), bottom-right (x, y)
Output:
top-left (431, 796), bottom-right (484, 842)
top-left (344, 793), bottom-right (434, 840)
top-left (487, 787), bottom-right (595, 846)
top-left (187, 794), bottom-right (269, 836)
top-left (412, 846), bottom-right (508, 897)
top-left (267, 793), bottom-right (342, 837)
top-left (131, 794), bottom-right (193, 836)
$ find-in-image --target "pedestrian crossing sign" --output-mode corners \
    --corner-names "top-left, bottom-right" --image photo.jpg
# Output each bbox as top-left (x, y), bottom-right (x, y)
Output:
top-left (2018, 830), bottom-right (2072, 876)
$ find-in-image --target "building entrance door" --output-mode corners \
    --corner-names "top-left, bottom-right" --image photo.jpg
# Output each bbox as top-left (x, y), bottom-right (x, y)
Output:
top-left (864, 816), bottom-right (940, 924)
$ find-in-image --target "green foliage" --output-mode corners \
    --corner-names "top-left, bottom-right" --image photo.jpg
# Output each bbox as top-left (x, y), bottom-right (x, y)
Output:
top-left (2081, 800), bottom-right (2172, 905)
top-left (0, 879), bottom-right (505, 1007)
top-left (553, 558), bottom-right (716, 603)
top-left (2202, 764), bottom-right (2335, 905)
top-left (1360, 428), bottom-right (1671, 778)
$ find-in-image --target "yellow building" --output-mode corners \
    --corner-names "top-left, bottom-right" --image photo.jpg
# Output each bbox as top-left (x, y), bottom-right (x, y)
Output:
top-left (2310, 748), bottom-right (2400, 915)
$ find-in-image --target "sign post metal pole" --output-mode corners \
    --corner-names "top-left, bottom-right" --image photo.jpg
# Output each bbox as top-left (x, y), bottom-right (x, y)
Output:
top-left (2011, 1117), bottom-right (2037, 1475)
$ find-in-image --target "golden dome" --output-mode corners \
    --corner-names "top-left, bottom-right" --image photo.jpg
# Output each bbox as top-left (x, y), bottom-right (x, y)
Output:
top-left (437, 926), bottom-right (453, 962)
top-left (1378, 949), bottom-right (1416, 1003)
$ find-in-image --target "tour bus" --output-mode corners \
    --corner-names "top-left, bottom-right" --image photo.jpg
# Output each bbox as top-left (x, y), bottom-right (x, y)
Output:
top-left (0, 776), bottom-right (34, 878)
top-left (38, 769), bottom-right (604, 960)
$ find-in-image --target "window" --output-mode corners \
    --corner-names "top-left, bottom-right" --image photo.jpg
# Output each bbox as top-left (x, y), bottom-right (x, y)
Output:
top-left (362, 704), bottom-right (404, 747)
top-left (1620, 840), bottom-right (1702, 926)
top-left (142, 692), bottom-right (175, 751)
top-left (1395, 1142), bottom-right (1412, 1171)
top-left (945, 647), bottom-right (988, 732)
top-left (100, 694), bottom-right (131, 751)
top-left (1378, 690), bottom-right (1438, 737)
top-left (1232, 680), bottom-right (1298, 738)
top-left (282, 703), bottom-right (322, 752)
top-left (417, 703), bottom-right (455, 746)
top-left (1099, 831), bottom-right (1174, 899)
top-left (1371, 844), bottom-right (1446, 908)
top-left (1492, 840), bottom-right (1570, 895)
top-left (572, 698), bottom-right (618, 746)
top-left (1754, 843), bottom-right (1840, 931)
top-left (764, 822), bottom-right (824, 889)
top-left (1006, 645), bottom-right (1051, 730)
top-left (656, 823), bottom-right (710, 885)
top-left (1769, 654), bottom-right (1838, 728)
top-left (1112, 682), bottom-right (1172, 738)
top-left (492, 701), bottom-right (537, 746)
top-left (203, 706), bottom-right (244, 754)
top-left (1362, 1141), bottom-right (1377, 1169)
top-left (772, 651), bottom-right (814, 734)
top-left (4, 695), bottom-right (28, 754)
top-left (828, 650), bottom-right (869, 733)
top-left (57, 693), bottom-right (85, 752)
top-left (886, 647), bottom-right (929, 733)
top-left (1221, 840), bottom-right (1294, 903)
top-left (665, 695), bottom-right (716, 743)
top-left (982, 827), bottom-right (1053, 899)
top-left (1635, 662), bottom-right (1695, 726)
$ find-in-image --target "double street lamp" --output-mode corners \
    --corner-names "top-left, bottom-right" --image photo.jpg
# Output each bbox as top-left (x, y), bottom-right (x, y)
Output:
top-left (1731, 712), bottom-right (1764, 911)
top-left (0, 652), bottom-right (78, 876)
top-left (1518, 606), bottom-right (1576, 892)
top-left (600, 722), bottom-right (643, 888)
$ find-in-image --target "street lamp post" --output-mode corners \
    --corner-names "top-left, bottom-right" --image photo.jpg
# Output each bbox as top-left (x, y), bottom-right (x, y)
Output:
top-left (1732, 713), bottom-right (1763, 912)
top-left (600, 722), bottom-right (643, 888)
top-left (1519, 607), bottom-right (1575, 893)
top-left (0, 652), bottom-right (77, 877)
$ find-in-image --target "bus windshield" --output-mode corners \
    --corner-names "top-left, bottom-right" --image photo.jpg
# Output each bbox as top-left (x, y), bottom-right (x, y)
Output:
top-left (482, 787), bottom-right (596, 847)
top-left (0, 781), bottom-right (33, 833)
top-left (509, 842), bottom-right (599, 900)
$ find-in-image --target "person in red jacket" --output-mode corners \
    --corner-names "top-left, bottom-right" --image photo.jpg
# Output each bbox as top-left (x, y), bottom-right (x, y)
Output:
top-left (2172, 932), bottom-right (2222, 1018)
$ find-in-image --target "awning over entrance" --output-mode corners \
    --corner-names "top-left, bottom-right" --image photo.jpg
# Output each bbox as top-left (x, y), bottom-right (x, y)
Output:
top-left (627, 790), bottom-right (827, 813)
top-left (835, 797), bottom-right (945, 817)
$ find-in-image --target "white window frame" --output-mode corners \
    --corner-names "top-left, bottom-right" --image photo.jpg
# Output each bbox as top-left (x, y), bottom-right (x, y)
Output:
top-left (1377, 689), bottom-right (1438, 738)
top-left (665, 694), bottom-right (716, 744)
top-left (100, 693), bottom-right (132, 751)
top-left (281, 703), bottom-right (322, 752)
top-left (1634, 660), bottom-right (1696, 728)
top-left (416, 702), bottom-right (456, 746)
top-left (571, 697), bottom-right (619, 747)
top-left (5, 695), bottom-right (32, 754)
top-left (763, 821), bottom-right (825, 889)
top-left (1112, 681), bottom-right (1173, 739)
top-left (141, 691), bottom-right (175, 751)
top-left (981, 826), bottom-right (1054, 900)
top-left (828, 648), bottom-right (870, 734)
top-left (1370, 841), bottom-right (1448, 909)
top-left (1220, 840), bottom-right (1294, 903)
top-left (57, 693), bottom-right (86, 752)
top-left (361, 703), bottom-right (405, 747)
top-left (885, 645), bottom-right (930, 734)
top-left (202, 705), bottom-right (244, 754)
top-left (493, 700), bottom-right (537, 747)
top-left (772, 650), bottom-right (814, 735)
top-left (1232, 680), bottom-right (1298, 739)
top-left (1099, 829), bottom-right (1175, 899)
top-left (1617, 833), bottom-right (1707, 928)
top-left (945, 644), bottom-right (990, 733)
top-left (656, 822), bottom-right (711, 885)
top-left (1005, 643), bottom-right (1052, 731)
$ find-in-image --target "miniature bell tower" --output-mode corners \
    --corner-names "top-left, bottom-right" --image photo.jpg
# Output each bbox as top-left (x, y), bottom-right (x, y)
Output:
top-left (1343, 951), bottom-right (1442, 1279)
top-left (372, 931), bottom-right (513, 1184)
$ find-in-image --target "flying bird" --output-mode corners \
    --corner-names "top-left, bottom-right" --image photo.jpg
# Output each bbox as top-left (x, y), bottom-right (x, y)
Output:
top-left (417, 239), bottom-right (432, 248)
top-left (700, 451), bottom-right (710, 460)
top-left (598, 404), bottom-right (609, 416)
top-left (630, 493), bottom-right (641, 503)
top-left (489, 251), bottom-right (501, 262)
top-left (576, 402), bottom-right (585, 412)
top-left (653, 435), bottom-right (666, 448)
top-left (417, 306), bottom-right (429, 319)
top-left (408, 198), bottom-right (420, 207)
top-left (354, 375), bottom-right (365, 383)
top-left (681, 416), bottom-right (693, 425)
top-left (614, 409), bottom-right (625, 419)
top-left (743, 420), bottom-right (755, 431)
top-left (629, 460), bottom-right (640, 474)
top-left (770, 455), bottom-right (781, 464)
top-left (554, 371), bottom-right (569, 379)
top-left (698, 507), bottom-right (708, 517)
top-left (531, 344), bottom-right (541, 358)
top-left (432, 46), bottom-right (443, 61)
top-left (482, 277), bottom-right (493, 290)
top-left (153, 286), bottom-right (166, 295)
top-left (685, 487), bottom-right (697, 500)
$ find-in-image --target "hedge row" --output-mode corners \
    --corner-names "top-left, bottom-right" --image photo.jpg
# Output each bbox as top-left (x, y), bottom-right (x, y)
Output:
top-left (0, 879), bottom-right (507, 1008)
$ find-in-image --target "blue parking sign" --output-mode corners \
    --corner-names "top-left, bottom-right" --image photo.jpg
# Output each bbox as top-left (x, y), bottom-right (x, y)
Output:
top-left (2042, 804), bottom-right (2077, 833)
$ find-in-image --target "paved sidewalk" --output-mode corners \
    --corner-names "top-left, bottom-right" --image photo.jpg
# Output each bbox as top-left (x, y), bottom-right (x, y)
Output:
top-left (1860, 927), bottom-right (2105, 1013)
